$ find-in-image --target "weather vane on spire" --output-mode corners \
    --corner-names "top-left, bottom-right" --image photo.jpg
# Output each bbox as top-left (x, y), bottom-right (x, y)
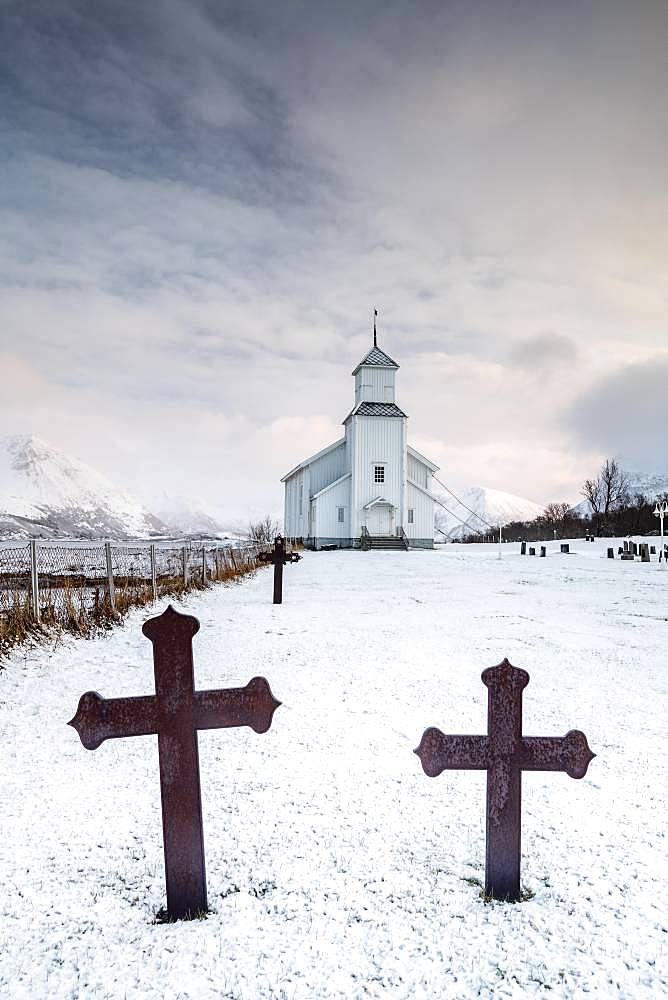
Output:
top-left (373, 307), bottom-right (378, 347)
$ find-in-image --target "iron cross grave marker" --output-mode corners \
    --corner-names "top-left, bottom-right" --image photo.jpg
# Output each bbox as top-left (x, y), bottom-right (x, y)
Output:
top-left (258, 535), bottom-right (301, 604)
top-left (68, 604), bottom-right (281, 920)
top-left (415, 658), bottom-right (595, 902)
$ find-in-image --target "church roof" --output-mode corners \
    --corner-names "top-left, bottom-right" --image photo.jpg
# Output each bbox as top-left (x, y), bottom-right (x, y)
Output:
top-left (351, 345), bottom-right (399, 375)
top-left (343, 401), bottom-right (407, 422)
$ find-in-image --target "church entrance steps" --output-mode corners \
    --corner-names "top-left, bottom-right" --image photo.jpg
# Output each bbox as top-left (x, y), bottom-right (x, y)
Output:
top-left (366, 535), bottom-right (407, 550)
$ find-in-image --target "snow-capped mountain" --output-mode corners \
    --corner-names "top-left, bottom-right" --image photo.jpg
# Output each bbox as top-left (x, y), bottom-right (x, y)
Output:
top-left (434, 485), bottom-right (545, 540)
top-left (0, 434), bottom-right (167, 539)
top-left (147, 492), bottom-right (232, 538)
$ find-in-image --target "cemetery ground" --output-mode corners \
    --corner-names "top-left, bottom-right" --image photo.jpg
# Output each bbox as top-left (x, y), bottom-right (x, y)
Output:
top-left (0, 541), bottom-right (666, 1000)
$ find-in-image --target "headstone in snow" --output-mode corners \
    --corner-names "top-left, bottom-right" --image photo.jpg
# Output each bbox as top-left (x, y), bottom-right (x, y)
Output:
top-left (68, 605), bottom-right (281, 920)
top-left (607, 548), bottom-right (614, 559)
top-left (540, 546), bottom-right (546, 557)
top-left (520, 542), bottom-right (527, 555)
top-left (258, 535), bottom-right (301, 604)
top-left (414, 658), bottom-right (595, 902)
top-left (624, 541), bottom-right (629, 553)
top-left (650, 546), bottom-right (656, 555)
top-left (560, 543), bottom-right (570, 554)
top-left (641, 544), bottom-right (650, 562)
top-left (529, 547), bottom-right (535, 556)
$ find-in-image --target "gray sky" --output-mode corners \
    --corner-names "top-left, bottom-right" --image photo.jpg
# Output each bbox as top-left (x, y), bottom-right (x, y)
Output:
top-left (1, 0), bottom-right (666, 519)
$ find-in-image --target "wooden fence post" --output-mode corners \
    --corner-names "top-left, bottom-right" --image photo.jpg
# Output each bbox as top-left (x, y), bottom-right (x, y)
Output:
top-left (182, 547), bottom-right (188, 585)
top-left (150, 544), bottom-right (157, 601)
top-left (104, 542), bottom-right (116, 613)
top-left (201, 546), bottom-right (207, 585)
top-left (230, 549), bottom-right (238, 573)
top-left (30, 539), bottom-right (40, 623)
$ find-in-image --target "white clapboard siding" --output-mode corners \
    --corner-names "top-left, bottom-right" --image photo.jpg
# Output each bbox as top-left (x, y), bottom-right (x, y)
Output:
top-left (407, 480), bottom-right (435, 539)
top-left (310, 474), bottom-right (352, 542)
top-left (350, 414), bottom-right (405, 537)
top-left (354, 367), bottom-right (396, 404)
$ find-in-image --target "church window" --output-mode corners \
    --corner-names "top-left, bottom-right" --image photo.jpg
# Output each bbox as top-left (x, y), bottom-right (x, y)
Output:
top-left (408, 508), bottom-right (414, 524)
top-left (337, 507), bottom-right (345, 523)
top-left (374, 465), bottom-right (385, 483)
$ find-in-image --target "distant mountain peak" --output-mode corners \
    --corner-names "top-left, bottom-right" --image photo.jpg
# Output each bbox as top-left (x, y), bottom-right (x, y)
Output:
top-left (434, 484), bottom-right (544, 540)
top-left (0, 434), bottom-right (166, 539)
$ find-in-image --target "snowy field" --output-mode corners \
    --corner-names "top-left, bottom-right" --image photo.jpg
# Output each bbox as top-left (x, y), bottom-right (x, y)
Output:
top-left (0, 540), bottom-right (666, 999)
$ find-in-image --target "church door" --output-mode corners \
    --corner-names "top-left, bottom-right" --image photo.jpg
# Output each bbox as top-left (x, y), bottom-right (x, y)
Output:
top-left (367, 504), bottom-right (393, 536)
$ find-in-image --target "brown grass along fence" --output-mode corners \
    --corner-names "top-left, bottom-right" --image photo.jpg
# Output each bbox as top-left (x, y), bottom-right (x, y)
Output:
top-left (0, 540), bottom-right (263, 655)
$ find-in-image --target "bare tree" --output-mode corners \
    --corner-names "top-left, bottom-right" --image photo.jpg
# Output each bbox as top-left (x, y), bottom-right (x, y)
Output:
top-left (542, 502), bottom-right (572, 538)
top-left (248, 515), bottom-right (282, 545)
top-left (581, 458), bottom-right (629, 534)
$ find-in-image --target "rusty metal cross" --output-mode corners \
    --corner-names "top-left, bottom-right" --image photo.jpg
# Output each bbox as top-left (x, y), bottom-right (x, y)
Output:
top-left (69, 605), bottom-right (281, 920)
top-left (258, 535), bottom-right (301, 604)
top-left (415, 658), bottom-right (595, 902)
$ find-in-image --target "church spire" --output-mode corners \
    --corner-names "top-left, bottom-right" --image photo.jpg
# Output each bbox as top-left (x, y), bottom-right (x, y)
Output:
top-left (373, 307), bottom-right (378, 347)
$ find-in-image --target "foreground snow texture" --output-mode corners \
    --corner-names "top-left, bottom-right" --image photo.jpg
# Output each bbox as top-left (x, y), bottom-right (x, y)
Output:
top-left (1, 543), bottom-right (666, 999)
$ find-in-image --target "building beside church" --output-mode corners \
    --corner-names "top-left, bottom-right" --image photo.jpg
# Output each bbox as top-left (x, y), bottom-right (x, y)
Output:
top-left (281, 336), bottom-right (438, 549)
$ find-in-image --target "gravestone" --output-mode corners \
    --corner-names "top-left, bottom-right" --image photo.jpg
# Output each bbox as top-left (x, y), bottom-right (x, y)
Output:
top-left (623, 541), bottom-right (629, 553)
top-left (560, 544), bottom-right (570, 554)
top-left (650, 546), bottom-right (656, 555)
top-left (607, 548), bottom-right (614, 559)
top-left (415, 658), bottom-right (595, 902)
top-left (529, 547), bottom-right (535, 556)
top-left (641, 544), bottom-right (650, 562)
top-left (618, 546), bottom-right (623, 555)
top-left (69, 605), bottom-right (282, 920)
top-left (258, 535), bottom-right (301, 604)
top-left (520, 542), bottom-right (527, 555)
top-left (540, 546), bottom-right (546, 557)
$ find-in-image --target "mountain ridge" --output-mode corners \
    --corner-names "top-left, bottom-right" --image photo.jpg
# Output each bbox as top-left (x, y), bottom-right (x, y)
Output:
top-left (433, 485), bottom-right (545, 540)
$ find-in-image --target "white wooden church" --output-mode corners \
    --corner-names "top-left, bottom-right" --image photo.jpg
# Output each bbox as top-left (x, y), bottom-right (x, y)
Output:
top-left (281, 333), bottom-right (438, 549)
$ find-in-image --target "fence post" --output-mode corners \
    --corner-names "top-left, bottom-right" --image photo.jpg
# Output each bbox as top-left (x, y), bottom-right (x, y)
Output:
top-left (182, 547), bottom-right (188, 585)
top-left (30, 539), bottom-right (40, 623)
top-left (104, 542), bottom-right (116, 613)
top-left (201, 546), bottom-right (207, 585)
top-left (150, 544), bottom-right (157, 601)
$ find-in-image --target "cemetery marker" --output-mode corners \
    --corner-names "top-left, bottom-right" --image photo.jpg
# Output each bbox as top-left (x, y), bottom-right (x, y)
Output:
top-left (259, 535), bottom-right (301, 604)
top-left (69, 605), bottom-right (281, 920)
top-left (415, 658), bottom-right (595, 902)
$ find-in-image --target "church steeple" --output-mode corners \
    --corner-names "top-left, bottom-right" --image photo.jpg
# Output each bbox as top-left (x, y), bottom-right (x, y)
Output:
top-left (351, 316), bottom-right (400, 405)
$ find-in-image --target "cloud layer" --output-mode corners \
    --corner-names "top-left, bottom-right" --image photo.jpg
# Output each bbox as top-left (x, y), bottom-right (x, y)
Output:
top-left (1, 0), bottom-right (666, 517)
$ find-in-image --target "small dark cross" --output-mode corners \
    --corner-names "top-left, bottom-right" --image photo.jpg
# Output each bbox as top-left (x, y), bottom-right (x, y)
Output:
top-left (258, 535), bottom-right (301, 604)
top-left (69, 605), bottom-right (281, 920)
top-left (415, 658), bottom-right (595, 902)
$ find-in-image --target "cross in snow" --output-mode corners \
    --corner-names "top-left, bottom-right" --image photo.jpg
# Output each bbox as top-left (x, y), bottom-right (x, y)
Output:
top-left (69, 605), bottom-right (281, 920)
top-left (258, 535), bottom-right (301, 604)
top-left (414, 658), bottom-right (595, 902)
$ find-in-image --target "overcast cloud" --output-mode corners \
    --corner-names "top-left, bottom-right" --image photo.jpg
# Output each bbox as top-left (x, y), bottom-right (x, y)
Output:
top-left (1, 0), bottom-right (666, 519)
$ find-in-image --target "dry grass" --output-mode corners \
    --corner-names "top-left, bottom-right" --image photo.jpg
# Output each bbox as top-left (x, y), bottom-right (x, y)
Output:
top-left (0, 551), bottom-right (262, 659)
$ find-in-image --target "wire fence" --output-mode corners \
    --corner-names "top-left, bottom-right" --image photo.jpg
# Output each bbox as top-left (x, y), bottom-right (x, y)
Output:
top-left (0, 540), bottom-right (264, 655)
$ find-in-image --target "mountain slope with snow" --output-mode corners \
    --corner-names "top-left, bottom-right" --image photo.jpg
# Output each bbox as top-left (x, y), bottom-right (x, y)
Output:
top-left (0, 434), bottom-right (167, 539)
top-left (147, 491), bottom-right (233, 538)
top-left (434, 485), bottom-right (544, 540)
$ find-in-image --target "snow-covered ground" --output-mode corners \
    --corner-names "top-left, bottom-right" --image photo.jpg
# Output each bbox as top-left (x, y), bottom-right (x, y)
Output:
top-left (0, 541), bottom-right (666, 999)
